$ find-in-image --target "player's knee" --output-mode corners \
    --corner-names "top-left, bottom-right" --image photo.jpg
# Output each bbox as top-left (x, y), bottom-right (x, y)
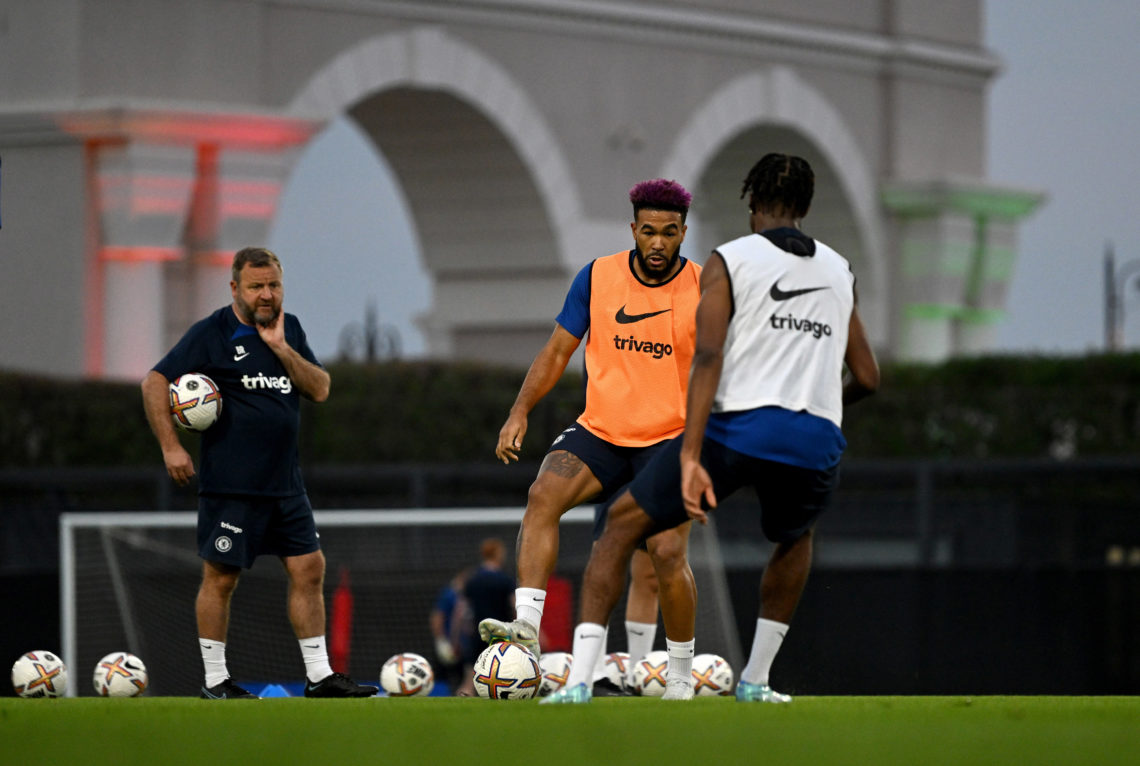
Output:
top-left (646, 533), bottom-right (686, 574)
top-left (523, 482), bottom-right (572, 524)
top-left (201, 567), bottom-right (240, 597)
top-left (288, 553), bottom-right (326, 590)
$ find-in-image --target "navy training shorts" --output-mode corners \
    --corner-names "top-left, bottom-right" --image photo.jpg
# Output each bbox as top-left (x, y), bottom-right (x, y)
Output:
top-left (627, 435), bottom-right (840, 543)
top-left (198, 493), bottom-right (320, 569)
top-left (546, 422), bottom-right (672, 505)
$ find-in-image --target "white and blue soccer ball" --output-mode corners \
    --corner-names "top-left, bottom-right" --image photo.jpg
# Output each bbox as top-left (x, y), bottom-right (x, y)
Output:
top-left (631, 650), bottom-right (670, 697)
top-left (379, 652), bottom-right (434, 697)
top-left (473, 642), bottom-right (540, 700)
top-left (691, 653), bottom-right (734, 697)
top-left (11, 650), bottom-right (68, 698)
top-left (537, 651), bottom-right (573, 697)
top-left (169, 373), bottom-right (222, 432)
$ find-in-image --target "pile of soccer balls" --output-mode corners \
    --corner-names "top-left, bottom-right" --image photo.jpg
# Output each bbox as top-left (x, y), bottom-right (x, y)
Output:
top-left (630, 650), bottom-right (734, 697)
top-left (11, 650), bottom-right (149, 698)
top-left (379, 643), bottom-right (544, 700)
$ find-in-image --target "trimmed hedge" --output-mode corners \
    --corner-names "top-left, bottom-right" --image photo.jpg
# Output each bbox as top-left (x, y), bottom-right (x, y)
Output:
top-left (2, 354), bottom-right (1139, 468)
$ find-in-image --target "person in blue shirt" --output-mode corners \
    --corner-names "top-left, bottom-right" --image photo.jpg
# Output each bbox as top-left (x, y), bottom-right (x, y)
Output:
top-left (141, 246), bottom-right (375, 699)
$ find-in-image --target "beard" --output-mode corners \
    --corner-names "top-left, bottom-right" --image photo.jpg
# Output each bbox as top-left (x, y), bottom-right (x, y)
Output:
top-left (635, 243), bottom-right (682, 277)
top-left (254, 305), bottom-right (281, 327)
top-left (236, 295), bottom-right (281, 326)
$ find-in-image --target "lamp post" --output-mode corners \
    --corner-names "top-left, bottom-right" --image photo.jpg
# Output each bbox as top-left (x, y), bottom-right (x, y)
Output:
top-left (1106, 241), bottom-right (1140, 351)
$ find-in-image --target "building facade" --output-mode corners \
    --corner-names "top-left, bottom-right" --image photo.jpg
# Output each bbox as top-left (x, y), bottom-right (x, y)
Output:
top-left (0, 0), bottom-right (1041, 378)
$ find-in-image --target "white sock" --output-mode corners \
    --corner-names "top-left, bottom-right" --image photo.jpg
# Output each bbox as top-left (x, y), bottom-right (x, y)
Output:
top-left (666, 638), bottom-right (695, 684)
top-left (625, 620), bottom-right (657, 671)
top-left (591, 626), bottom-right (609, 681)
top-left (566, 623), bottom-right (606, 688)
top-left (298, 635), bottom-right (335, 683)
top-left (515, 587), bottom-right (546, 631)
top-left (740, 618), bottom-right (788, 686)
top-left (199, 638), bottom-right (229, 688)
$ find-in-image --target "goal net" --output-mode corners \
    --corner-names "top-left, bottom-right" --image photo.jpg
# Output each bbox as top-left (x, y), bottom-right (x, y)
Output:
top-left (60, 508), bottom-right (742, 696)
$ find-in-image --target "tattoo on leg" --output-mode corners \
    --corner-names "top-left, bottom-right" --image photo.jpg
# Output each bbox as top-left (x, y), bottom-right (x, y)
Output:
top-left (543, 451), bottom-right (585, 479)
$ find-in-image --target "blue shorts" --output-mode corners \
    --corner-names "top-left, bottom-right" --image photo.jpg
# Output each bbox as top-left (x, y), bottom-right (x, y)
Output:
top-left (547, 422), bottom-right (672, 502)
top-left (628, 436), bottom-right (839, 543)
top-left (198, 493), bottom-right (320, 569)
top-left (546, 423), bottom-right (672, 542)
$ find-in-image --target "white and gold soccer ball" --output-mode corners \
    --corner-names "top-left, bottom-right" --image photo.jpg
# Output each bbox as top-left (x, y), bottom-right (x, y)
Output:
top-left (473, 641), bottom-right (540, 700)
top-left (691, 653), bottom-right (734, 697)
top-left (11, 650), bottom-right (68, 698)
top-left (93, 651), bottom-right (148, 697)
top-left (631, 649), bottom-right (670, 697)
top-left (379, 652), bottom-right (434, 697)
top-left (169, 373), bottom-right (222, 432)
top-left (537, 651), bottom-right (573, 697)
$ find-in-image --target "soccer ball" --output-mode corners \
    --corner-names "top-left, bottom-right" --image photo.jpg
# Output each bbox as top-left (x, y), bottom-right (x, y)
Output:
top-left (11, 650), bottom-right (68, 698)
top-left (631, 649), bottom-right (670, 697)
top-left (472, 641), bottom-right (540, 700)
top-left (537, 651), bottom-right (573, 697)
top-left (93, 652), bottom-right (148, 697)
top-left (169, 373), bottom-right (222, 432)
top-left (597, 651), bottom-right (631, 692)
top-left (691, 653), bottom-right (734, 697)
top-left (379, 652), bottom-right (434, 697)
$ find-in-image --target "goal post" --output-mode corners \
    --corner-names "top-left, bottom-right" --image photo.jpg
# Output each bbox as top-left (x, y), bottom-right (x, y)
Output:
top-left (60, 508), bottom-right (742, 696)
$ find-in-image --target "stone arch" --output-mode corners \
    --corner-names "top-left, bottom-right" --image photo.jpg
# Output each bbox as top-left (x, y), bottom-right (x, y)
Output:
top-left (660, 67), bottom-right (887, 340)
top-left (286, 28), bottom-right (584, 363)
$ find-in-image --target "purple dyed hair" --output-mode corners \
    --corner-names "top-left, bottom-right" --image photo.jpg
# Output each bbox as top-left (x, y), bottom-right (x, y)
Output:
top-left (629, 178), bottom-right (692, 221)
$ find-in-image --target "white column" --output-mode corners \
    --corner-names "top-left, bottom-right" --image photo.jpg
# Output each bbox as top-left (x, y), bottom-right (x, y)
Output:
top-left (94, 143), bottom-right (196, 380)
top-left (190, 149), bottom-right (301, 318)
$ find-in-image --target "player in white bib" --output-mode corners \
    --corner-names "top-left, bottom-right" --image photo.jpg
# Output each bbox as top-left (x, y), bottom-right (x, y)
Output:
top-left (545, 153), bottom-right (880, 703)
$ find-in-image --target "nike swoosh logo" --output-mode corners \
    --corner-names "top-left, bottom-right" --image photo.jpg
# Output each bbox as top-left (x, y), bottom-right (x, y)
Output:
top-left (769, 280), bottom-right (828, 301)
top-left (233, 352), bottom-right (250, 361)
top-left (615, 306), bottom-right (672, 324)
top-left (303, 644), bottom-right (320, 649)
top-left (628, 629), bottom-right (645, 636)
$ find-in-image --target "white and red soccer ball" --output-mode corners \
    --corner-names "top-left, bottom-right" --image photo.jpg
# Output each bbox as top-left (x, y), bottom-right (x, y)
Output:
top-left (691, 653), bottom-right (734, 697)
top-left (93, 651), bottom-right (149, 697)
top-left (472, 642), bottom-right (540, 700)
top-left (598, 651), bottom-right (631, 692)
top-left (11, 650), bottom-right (68, 698)
top-left (169, 373), bottom-right (222, 432)
top-left (631, 649), bottom-right (670, 697)
top-left (537, 651), bottom-right (574, 697)
top-left (380, 652), bottom-right (434, 697)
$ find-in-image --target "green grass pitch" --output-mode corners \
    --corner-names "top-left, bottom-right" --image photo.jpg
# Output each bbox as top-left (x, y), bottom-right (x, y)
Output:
top-left (2, 696), bottom-right (1137, 766)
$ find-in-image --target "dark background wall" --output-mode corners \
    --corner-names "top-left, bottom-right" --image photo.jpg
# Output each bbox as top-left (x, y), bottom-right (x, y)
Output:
top-left (3, 357), bottom-right (1139, 695)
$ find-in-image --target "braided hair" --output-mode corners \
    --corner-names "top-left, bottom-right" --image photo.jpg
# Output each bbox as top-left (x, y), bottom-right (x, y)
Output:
top-left (740, 154), bottom-right (814, 219)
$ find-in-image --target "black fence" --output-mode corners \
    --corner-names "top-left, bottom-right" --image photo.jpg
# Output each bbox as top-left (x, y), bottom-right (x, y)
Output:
top-left (2, 457), bottom-right (1138, 694)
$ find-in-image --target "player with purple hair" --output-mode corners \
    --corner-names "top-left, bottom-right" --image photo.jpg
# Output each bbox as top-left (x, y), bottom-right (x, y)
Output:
top-left (479, 179), bottom-right (702, 694)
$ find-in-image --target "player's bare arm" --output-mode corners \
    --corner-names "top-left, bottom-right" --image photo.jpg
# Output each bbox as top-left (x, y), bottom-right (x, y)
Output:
top-left (496, 324), bottom-right (581, 464)
top-left (258, 315), bottom-right (331, 403)
top-left (842, 302), bottom-right (879, 406)
top-left (680, 252), bottom-right (732, 523)
top-left (141, 370), bottom-right (195, 486)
